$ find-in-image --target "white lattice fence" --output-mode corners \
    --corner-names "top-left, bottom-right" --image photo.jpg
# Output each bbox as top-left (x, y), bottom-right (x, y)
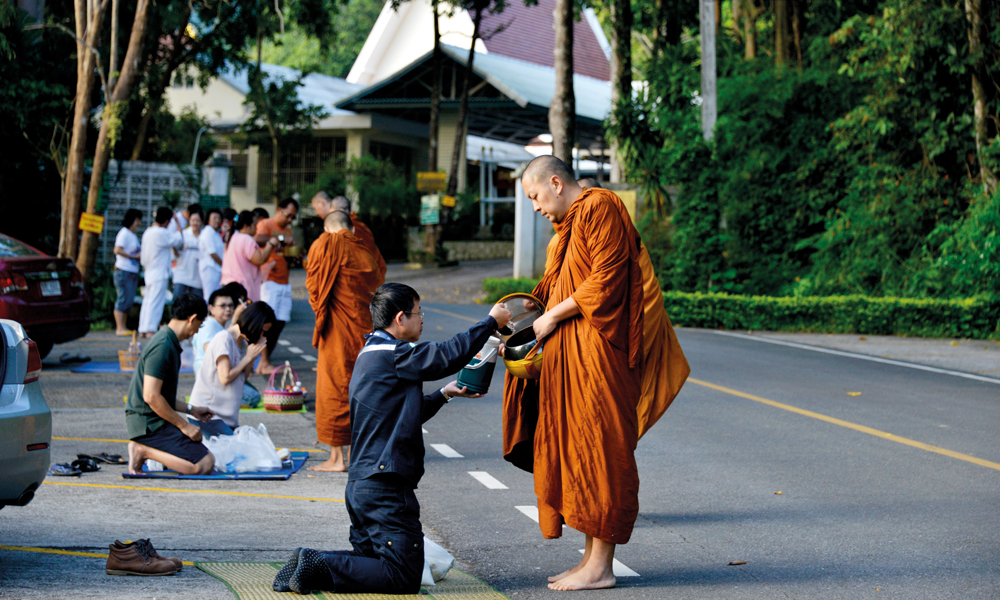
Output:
top-left (98, 161), bottom-right (201, 267)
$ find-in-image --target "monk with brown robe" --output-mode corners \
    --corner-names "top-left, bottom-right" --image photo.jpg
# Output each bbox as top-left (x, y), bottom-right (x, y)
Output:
top-left (311, 191), bottom-right (387, 279)
top-left (503, 156), bottom-right (644, 591)
top-left (572, 178), bottom-right (690, 436)
top-left (305, 211), bottom-right (384, 472)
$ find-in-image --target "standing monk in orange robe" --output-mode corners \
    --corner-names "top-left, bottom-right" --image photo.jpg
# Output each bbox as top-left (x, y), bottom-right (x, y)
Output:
top-left (503, 156), bottom-right (644, 591)
top-left (311, 191), bottom-right (387, 279)
top-left (572, 179), bottom-right (690, 436)
top-left (305, 211), bottom-right (384, 472)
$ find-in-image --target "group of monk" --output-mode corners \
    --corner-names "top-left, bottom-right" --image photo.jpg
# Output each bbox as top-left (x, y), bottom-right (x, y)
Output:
top-left (300, 156), bottom-right (689, 592)
top-left (305, 192), bottom-right (386, 472)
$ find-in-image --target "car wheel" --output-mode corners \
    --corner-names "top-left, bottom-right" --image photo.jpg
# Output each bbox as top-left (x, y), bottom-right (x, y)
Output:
top-left (34, 340), bottom-right (53, 360)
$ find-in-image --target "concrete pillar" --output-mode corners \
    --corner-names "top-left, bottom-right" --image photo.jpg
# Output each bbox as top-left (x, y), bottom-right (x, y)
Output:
top-left (513, 178), bottom-right (553, 279)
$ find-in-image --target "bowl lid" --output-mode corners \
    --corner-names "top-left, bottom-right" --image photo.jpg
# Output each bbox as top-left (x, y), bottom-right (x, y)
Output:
top-left (496, 293), bottom-right (544, 341)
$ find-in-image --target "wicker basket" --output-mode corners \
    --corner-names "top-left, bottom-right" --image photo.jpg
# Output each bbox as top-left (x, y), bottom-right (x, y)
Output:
top-left (263, 361), bottom-right (305, 412)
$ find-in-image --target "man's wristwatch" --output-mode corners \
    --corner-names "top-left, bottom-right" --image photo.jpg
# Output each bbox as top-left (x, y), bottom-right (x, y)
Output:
top-left (440, 388), bottom-right (453, 402)
top-left (186, 403), bottom-right (193, 414)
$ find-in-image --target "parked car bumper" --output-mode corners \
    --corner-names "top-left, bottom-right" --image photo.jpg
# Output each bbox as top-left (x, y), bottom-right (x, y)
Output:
top-left (0, 379), bottom-right (51, 508)
top-left (0, 294), bottom-right (90, 345)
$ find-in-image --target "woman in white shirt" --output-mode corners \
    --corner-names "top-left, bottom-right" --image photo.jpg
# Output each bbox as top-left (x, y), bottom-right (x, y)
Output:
top-left (199, 208), bottom-right (226, 303)
top-left (112, 209), bottom-right (143, 336)
top-left (188, 301), bottom-right (275, 437)
top-left (173, 211), bottom-right (203, 300)
top-left (192, 289), bottom-right (236, 373)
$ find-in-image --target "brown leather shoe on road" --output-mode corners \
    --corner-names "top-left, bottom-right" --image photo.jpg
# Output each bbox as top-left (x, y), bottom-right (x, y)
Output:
top-left (106, 542), bottom-right (178, 576)
top-left (113, 539), bottom-right (183, 572)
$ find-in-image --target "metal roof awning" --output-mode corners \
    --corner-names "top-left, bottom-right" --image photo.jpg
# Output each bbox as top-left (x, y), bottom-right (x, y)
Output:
top-left (336, 45), bottom-right (611, 148)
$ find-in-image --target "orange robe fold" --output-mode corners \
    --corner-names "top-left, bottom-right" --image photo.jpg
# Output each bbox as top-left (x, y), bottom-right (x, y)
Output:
top-left (504, 188), bottom-right (644, 544)
top-left (546, 234), bottom-right (690, 437)
top-left (306, 231), bottom-right (383, 447)
top-left (350, 214), bottom-right (387, 280)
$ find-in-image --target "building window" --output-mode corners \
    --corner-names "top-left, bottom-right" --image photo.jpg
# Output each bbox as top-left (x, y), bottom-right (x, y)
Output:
top-left (369, 141), bottom-right (414, 184)
top-left (257, 137), bottom-right (346, 203)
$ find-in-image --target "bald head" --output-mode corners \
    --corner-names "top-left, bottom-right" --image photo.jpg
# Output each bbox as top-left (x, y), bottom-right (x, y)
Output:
top-left (578, 178), bottom-right (601, 189)
top-left (522, 155), bottom-right (575, 186)
top-left (331, 196), bottom-right (351, 213)
top-left (520, 155), bottom-right (583, 224)
top-left (324, 210), bottom-right (353, 234)
top-left (312, 190), bottom-right (333, 219)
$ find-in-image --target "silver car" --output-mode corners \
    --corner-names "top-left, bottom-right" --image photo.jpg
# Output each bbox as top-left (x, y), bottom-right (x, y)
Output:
top-left (0, 319), bottom-right (51, 509)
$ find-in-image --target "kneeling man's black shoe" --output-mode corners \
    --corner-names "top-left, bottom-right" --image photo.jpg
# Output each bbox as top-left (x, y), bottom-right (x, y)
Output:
top-left (289, 548), bottom-right (333, 595)
top-left (273, 548), bottom-right (303, 592)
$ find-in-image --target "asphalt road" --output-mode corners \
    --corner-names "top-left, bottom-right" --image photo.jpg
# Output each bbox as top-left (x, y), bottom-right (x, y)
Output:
top-left (2, 297), bottom-right (998, 599)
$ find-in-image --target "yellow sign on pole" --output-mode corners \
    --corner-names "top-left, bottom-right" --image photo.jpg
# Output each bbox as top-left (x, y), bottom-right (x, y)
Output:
top-left (441, 195), bottom-right (456, 208)
top-left (417, 172), bottom-right (448, 193)
top-left (78, 213), bottom-right (105, 235)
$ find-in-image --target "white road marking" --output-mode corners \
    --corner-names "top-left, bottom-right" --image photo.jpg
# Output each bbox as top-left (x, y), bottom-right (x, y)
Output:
top-left (712, 330), bottom-right (1000, 385)
top-left (468, 471), bottom-right (508, 489)
top-left (578, 550), bottom-right (639, 577)
top-left (516, 505), bottom-right (539, 522)
top-left (278, 340), bottom-right (291, 346)
top-left (288, 347), bottom-right (303, 354)
top-left (430, 444), bottom-right (463, 458)
top-left (422, 427), bottom-right (428, 434)
top-left (302, 355), bottom-right (317, 362)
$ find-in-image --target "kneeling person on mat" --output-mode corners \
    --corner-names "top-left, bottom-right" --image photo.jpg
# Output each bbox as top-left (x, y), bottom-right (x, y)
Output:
top-left (125, 294), bottom-right (216, 475)
top-left (188, 301), bottom-right (274, 437)
top-left (273, 283), bottom-right (511, 595)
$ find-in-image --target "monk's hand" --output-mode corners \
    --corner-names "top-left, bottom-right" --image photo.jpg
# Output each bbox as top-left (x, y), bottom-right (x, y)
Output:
top-left (443, 381), bottom-right (483, 399)
top-left (190, 406), bottom-right (215, 423)
top-left (533, 312), bottom-right (557, 342)
top-left (181, 421), bottom-right (203, 443)
top-left (489, 302), bottom-right (512, 330)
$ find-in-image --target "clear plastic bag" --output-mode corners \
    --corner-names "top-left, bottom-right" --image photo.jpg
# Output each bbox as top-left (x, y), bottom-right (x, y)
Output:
top-left (203, 423), bottom-right (282, 473)
top-left (421, 536), bottom-right (455, 586)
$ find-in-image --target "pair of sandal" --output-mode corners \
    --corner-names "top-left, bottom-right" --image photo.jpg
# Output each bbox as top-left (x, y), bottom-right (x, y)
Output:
top-left (48, 458), bottom-right (100, 477)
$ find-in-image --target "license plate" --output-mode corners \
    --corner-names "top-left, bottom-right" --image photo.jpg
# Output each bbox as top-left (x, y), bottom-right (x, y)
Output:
top-left (39, 279), bottom-right (62, 297)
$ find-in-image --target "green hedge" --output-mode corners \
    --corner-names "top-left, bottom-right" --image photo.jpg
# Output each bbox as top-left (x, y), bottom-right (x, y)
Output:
top-left (482, 278), bottom-right (1000, 339)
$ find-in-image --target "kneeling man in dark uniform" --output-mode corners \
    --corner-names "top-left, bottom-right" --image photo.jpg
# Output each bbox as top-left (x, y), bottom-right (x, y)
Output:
top-left (274, 282), bottom-right (511, 595)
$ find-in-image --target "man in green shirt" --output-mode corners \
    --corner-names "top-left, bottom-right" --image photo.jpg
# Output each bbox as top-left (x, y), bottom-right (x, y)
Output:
top-left (126, 294), bottom-right (216, 474)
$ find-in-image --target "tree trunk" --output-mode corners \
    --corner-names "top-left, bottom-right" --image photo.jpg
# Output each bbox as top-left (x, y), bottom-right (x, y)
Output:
top-left (428, 0), bottom-right (441, 172)
top-left (609, 0), bottom-right (631, 183)
top-left (734, 0), bottom-right (759, 59)
top-left (549, 0), bottom-right (575, 164)
top-left (76, 0), bottom-right (151, 281)
top-left (774, 0), bottom-right (793, 67)
top-left (108, 0), bottom-right (118, 90)
top-left (966, 0), bottom-right (998, 195)
top-left (131, 4), bottom-right (193, 160)
top-left (60, 0), bottom-right (109, 259)
top-left (791, 0), bottom-right (803, 69)
top-left (445, 7), bottom-right (483, 197)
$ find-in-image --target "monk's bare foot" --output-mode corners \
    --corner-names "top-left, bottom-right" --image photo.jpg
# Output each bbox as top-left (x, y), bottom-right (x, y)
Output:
top-left (547, 568), bottom-right (615, 591)
top-left (548, 560), bottom-right (586, 583)
top-left (307, 458), bottom-right (346, 472)
top-left (127, 441), bottom-right (145, 475)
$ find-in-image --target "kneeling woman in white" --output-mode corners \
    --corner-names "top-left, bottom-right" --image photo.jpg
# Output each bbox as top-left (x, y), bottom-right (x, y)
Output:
top-left (188, 302), bottom-right (275, 437)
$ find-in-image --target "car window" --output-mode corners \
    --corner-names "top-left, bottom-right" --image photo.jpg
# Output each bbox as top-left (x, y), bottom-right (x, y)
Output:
top-left (0, 235), bottom-right (44, 258)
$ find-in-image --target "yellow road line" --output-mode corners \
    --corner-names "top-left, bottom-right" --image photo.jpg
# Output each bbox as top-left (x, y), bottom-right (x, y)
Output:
top-left (688, 378), bottom-right (1000, 473)
top-left (0, 545), bottom-right (194, 566)
top-left (53, 437), bottom-right (323, 453)
top-left (425, 306), bottom-right (478, 323)
top-left (43, 481), bottom-right (344, 502)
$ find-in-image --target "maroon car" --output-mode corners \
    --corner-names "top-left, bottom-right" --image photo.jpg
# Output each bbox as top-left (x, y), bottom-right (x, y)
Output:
top-left (0, 234), bottom-right (90, 358)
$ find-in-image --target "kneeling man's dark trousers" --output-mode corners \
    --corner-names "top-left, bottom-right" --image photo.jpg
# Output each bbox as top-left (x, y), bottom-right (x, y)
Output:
top-left (319, 474), bottom-right (424, 594)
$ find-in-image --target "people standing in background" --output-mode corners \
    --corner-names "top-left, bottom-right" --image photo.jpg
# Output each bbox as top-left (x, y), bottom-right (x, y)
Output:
top-left (167, 203), bottom-right (201, 235)
top-left (139, 208), bottom-right (184, 338)
top-left (254, 197), bottom-right (299, 375)
top-left (220, 211), bottom-right (278, 303)
top-left (199, 208), bottom-right (225, 303)
top-left (220, 208), bottom-right (237, 248)
top-left (173, 212), bottom-right (203, 300)
top-left (113, 209), bottom-right (143, 336)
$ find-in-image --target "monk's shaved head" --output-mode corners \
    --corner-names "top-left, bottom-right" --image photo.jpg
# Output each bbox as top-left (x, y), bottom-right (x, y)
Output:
top-left (324, 210), bottom-right (353, 233)
top-left (332, 196), bottom-right (351, 212)
top-left (521, 155), bottom-right (583, 224)
top-left (522, 155), bottom-right (575, 186)
top-left (578, 178), bottom-right (601, 189)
